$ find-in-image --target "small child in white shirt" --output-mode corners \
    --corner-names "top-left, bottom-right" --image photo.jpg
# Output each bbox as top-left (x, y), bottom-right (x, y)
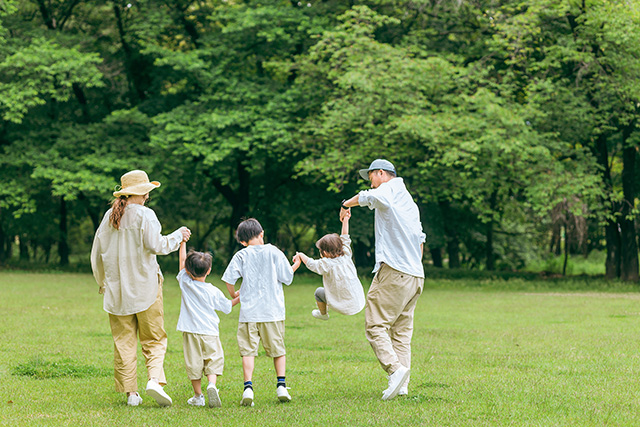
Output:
top-left (177, 241), bottom-right (239, 408)
top-left (293, 208), bottom-right (365, 320)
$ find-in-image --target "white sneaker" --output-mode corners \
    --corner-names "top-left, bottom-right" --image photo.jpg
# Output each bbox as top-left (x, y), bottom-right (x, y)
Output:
top-left (276, 385), bottom-right (291, 402)
top-left (146, 379), bottom-right (172, 407)
top-left (312, 309), bottom-right (329, 320)
top-left (187, 394), bottom-right (205, 407)
top-left (398, 387), bottom-right (408, 396)
top-left (240, 387), bottom-right (254, 407)
top-left (382, 366), bottom-right (410, 401)
top-left (207, 384), bottom-right (222, 408)
top-left (127, 392), bottom-right (142, 406)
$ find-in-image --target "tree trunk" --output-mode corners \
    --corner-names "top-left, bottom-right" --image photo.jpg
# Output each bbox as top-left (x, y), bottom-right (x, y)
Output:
top-left (19, 236), bottom-right (29, 261)
top-left (59, 197), bottom-right (69, 266)
top-left (429, 247), bottom-right (443, 268)
top-left (486, 191), bottom-right (498, 271)
top-left (605, 220), bottom-right (621, 279)
top-left (112, 0), bottom-right (142, 104)
top-left (562, 223), bottom-right (569, 276)
top-left (0, 214), bottom-right (5, 263)
top-left (592, 133), bottom-right (621, 278)
top-left (209, 158), bottom-right (251, 261)
top-left (550, 223), bottom-right (562, 255)
top-left (620, 126), bottom-right (639, 281)
top-left (439, 201), bottom-right (461, 268)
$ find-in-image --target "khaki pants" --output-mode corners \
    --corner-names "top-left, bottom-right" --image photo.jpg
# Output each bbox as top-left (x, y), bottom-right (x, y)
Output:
top-left (182, 332), bottom-right (224, 380)
top-left (108, 283), bottom-right (167, 393)
top-left (365, 263), bottom-right (423, 383)
top-left (237, 321), bottom-right (286, 358)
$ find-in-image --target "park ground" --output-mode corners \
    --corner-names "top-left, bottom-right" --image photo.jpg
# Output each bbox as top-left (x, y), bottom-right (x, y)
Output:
top-left (2, 271), bottom-right (640, 426)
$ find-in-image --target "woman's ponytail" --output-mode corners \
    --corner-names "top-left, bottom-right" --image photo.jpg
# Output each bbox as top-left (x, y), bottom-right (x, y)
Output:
top-left (109, 196), bottom-right (129, 229)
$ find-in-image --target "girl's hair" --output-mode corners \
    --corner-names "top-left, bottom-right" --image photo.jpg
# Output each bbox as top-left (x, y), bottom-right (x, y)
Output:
top-left (236, 218), bottom-right (263, 244)
top-left (185, 250), bottom-right (213, 278)
top-left (109, 196), bottom-right (129, 230)
top-left (315, 233), bottom-right (344, 258)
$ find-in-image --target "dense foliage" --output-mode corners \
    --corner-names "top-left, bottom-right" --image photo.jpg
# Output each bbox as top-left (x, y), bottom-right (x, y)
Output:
top-left (1, 0), bottom-right (639, 278)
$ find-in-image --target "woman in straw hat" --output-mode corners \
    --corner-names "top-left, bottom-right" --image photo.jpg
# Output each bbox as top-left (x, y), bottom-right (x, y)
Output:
top-left (91, 170), bottom-right (191, 407)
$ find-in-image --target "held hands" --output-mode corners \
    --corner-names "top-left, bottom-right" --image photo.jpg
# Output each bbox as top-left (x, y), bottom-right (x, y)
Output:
top-left (180, 226), bottom-right (191, 242)
top-left (340, 207), bottom-right (351, 222)
top-left (292, 253), bottom-right (302, 271)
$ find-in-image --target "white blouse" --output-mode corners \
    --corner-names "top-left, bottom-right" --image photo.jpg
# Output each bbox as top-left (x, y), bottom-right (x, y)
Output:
top-left (91, 204), bottom-right (183, 316)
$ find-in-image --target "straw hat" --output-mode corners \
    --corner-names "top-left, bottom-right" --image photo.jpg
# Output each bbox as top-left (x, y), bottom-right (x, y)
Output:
top-left (113, 170), bottom-right (161, 197)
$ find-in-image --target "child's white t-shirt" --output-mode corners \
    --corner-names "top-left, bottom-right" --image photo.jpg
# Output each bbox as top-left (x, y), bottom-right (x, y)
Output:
top-left (176, 269), bottom-right (232, 335)
top-left (305, 234), bottom-right (365, 316)
top-left (221, 244), bottom-right (294, 323)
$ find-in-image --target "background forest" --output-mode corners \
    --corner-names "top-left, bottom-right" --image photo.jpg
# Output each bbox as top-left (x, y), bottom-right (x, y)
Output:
top-left (1, 0), bottom-right (640, 279)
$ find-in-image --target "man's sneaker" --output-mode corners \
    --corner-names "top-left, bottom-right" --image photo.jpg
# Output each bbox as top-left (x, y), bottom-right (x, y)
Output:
top-left (187, 394), bottom-right (205, 407)
top-left (207, 384), bottom-right (222, 408)
top-left (277, 385), bottom-right (291, 402)
top-left (398, 387), bottom-right (408, 396)
top-left (312, 309), bottom-right (329, 320)
top-left (127, 392), bottom-right (143, 407)
top-left (382, 366), bottom-right (410, 401)
top-left (240, 387), bottom-right (254, 407)
top-left (146, 379), bottom-right (172, 407)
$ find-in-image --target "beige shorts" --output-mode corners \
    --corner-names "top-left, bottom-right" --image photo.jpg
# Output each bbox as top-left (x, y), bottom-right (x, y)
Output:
top-left (182, 332), bottom-right (224, 380)
top-left (237, 321), bottom-right (286, 358)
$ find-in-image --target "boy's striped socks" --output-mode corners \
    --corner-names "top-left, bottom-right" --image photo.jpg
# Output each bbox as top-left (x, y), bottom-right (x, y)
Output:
top-left (277, 376), bottom-right (286, 388)
top-left (244, 380), bottom-right (253, 390)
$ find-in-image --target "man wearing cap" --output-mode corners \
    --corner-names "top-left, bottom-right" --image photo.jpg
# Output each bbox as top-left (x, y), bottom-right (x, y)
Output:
top-left (341, 159), bottom-right (426, 400)
top-left (91, 170), bottom-right (191, 407)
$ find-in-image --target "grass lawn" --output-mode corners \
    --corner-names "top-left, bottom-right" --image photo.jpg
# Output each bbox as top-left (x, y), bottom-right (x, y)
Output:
top-left (2, 271), bottom-right (640, 426)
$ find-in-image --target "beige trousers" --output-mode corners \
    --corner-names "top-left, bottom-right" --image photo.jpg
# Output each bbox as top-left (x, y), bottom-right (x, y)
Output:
top-left (108, 283), bottom-right (167, 393)
top-left (365, 263), bottom-right (423, 382)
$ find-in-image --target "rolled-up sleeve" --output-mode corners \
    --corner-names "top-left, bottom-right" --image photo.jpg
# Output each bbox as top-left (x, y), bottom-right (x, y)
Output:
top-left (141, 211), bottom-right (182, 255)
top-left (358, 187), bottom-right (391, 210)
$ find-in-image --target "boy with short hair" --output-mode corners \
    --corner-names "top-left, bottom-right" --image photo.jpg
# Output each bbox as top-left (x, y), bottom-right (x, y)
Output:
top-left (222, 218), bottom-right (300, 406)
top-left (177, 241), bottom-right (240, 408)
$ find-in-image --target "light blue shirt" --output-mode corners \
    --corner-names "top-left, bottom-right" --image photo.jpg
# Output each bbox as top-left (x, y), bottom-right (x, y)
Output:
top-left (358, 177), bottom-right (426, 278)
top-left (176, 269), bottom-right (232, 335)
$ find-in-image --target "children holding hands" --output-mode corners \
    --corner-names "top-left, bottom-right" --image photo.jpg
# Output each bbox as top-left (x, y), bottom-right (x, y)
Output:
top-left (293, 208), bottom-right (365, 320)
top-left (176, 240), bottom-right (239, 408)
top-left (178, 211), bottom-right (363, 410)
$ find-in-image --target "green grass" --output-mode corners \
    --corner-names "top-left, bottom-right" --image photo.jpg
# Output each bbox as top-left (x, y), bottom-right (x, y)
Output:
top-left (2, 272), bottom-right (640, 426)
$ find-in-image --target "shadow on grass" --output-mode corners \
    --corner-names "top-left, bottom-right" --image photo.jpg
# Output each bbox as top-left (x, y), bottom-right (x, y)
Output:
top-left (13, 357), bottom-right (109, 379)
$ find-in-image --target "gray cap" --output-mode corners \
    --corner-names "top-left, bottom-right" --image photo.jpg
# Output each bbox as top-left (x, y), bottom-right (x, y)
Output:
top-left (359, 159), bottom-right (396, 180)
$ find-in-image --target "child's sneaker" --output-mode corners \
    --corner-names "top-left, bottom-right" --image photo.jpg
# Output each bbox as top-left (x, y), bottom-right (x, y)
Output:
top-left (207, 384), bottom-right (222, 408)
top-left (187, 394), bottom-right (205, 407)
top-left (276, 385), bottom-right (291, 402)
top-left (240, 387), bottom-right (254, 407)
top-left (127, 392), bottom-right (142, 406)
top-left (311, 309), bottom-right (329, 320)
